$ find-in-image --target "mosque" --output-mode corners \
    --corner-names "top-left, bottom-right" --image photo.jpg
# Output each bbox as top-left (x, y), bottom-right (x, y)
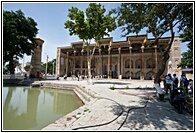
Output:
top-left (56, 35), bottom-right (182, 80)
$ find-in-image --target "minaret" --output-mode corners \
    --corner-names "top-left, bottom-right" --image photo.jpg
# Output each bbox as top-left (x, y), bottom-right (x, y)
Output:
top-left (30, 38), bottom-right (44, 78)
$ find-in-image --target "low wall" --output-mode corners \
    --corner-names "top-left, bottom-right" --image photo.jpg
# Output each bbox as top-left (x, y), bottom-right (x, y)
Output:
top-left (39, 82), bottom-right (79, 91)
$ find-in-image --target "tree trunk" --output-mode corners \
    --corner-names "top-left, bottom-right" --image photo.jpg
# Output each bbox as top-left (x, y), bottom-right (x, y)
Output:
top-left (9, 55), bottom-right (15, 79)
top-left (87, 50), bottom-right (93, 85)
top-left (154, 32), bottom-right (174, 95)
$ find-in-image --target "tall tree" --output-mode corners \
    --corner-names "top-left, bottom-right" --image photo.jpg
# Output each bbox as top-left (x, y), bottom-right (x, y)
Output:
top-left (3, 10), bottom-right (38, 79)
top-left (178, 27), bottom-right (193, 69)
top-left (64, 3), bottom-right (116, 84)
top-left (113, 3), bottom-right (193, 87)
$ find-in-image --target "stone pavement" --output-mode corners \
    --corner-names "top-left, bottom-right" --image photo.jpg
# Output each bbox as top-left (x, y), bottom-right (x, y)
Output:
top-left (42, 78), bottom-right (193, 131)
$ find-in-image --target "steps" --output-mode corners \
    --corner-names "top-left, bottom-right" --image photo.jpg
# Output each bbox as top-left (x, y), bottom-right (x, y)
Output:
top-left (74, 86), bottom-right (97, 104)
top-left (36, 81), bottom-right (96, 104)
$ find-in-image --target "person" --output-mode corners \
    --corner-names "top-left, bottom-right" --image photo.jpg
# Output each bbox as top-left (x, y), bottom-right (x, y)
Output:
top-left (180, 74), bottom-right (189, 95)
top-left (165, 73), bottom-right (173, 95)
top-left (172, 74), bottom-right (179, 89)
top-left (77, 74), bottom-right (80, 81)
top-left (63, 74), bottom-right (67, 80)
top-left (158, 78), bottom-right (162, 87)
top-left (39, 73), bottom-right (42, 81)
top-left (24, 73), bottom-right (27, 79)
top-left (188, 79), bottom-right (193, 94)
top-left (56, 75), bottom-right (59, 80)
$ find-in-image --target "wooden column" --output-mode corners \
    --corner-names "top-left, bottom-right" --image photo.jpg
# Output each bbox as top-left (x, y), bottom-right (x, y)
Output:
top-left (129, 47), bottom-right (132, 80)
top-left (73, 50), bottom-right (76, 75)
top-left (118, 47), bottom-right (121, 79)
top-left (81, 49), bottom-right (83, 75)
top-left (152, 52), bottom-right (154, 80)
top-left (108, 47), bottom-right (111, 79)
top-left (141, 46), bottom-right (144, 80)
top-left (99, 49), bottom-right (102, 77)
top-left (154, 45), bottom-right (158, 77)
top-left (66, 52), bottom-right (69, 75)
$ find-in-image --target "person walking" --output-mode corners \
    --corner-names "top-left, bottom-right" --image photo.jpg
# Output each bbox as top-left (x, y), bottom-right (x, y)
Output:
top-left (165, 73), bottom-right (173, 95)
top-left (180, 74), bottom-right (189, 95)
top-left (172, 74), bottom-right (179, 89)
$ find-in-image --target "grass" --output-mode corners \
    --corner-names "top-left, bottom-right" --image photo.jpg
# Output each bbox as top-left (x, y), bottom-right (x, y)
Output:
top-left (109, 85), bottom-right (116, 90)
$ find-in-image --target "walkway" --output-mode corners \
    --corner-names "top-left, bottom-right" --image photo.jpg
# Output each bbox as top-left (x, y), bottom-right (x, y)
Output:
top-left (41, 78), bottom-right (193, 131)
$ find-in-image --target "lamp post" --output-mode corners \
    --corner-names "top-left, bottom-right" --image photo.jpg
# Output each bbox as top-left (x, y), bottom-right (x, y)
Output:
top-left (45, 55), bottom-right (49, 79)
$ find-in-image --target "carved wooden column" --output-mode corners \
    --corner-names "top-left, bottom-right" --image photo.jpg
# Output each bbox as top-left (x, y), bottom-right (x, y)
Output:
top-left (118, 47), bottom-right (121, 79)
top-left (66, 52), bottom-right (69, 75)
top-left (73, 50), bottom-right (76, 75)
top-left (81, 49), bottom-right (83, 75)
top-left (108, 47), bottom-right (111, 79)
top-left (129, 46), bottom-right (132, 80)
top-left (152, 52), bottom-right (154, 80)
top-left (141, 46), bottom-right (144, 80)
top-left (154, 45), bottom-right (158, 77)
top-left (99, 49), bottom-right (102, 77)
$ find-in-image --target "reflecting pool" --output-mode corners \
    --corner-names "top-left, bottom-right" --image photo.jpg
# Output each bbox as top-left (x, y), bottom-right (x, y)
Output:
top-left (3, 86), bottom-right (83, 130)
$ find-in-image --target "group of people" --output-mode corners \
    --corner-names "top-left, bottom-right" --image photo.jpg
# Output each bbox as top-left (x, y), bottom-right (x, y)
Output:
top-left (164, 73), bottom-right (193, 95)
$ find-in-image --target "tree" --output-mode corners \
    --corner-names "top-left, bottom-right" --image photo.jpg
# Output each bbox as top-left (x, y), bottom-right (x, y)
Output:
top-left (3, 64), bottom-right (9, 74)
top-left (24, 65), bottom-right (31, 72)
top-left (40, 59), bottom-right (56, 75)
top-left (178, 27), bottom-right (193, 68)
top-left (113, 3), bottom-right (193, 87)
top-left (3, 10), bottom-right (38, 79)
top-left (64, 3), bottom-right (116, 84)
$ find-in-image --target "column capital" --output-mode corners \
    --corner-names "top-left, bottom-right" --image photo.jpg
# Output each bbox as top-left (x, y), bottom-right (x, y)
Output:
top-left (99, 49), bottom-right (102, 55)
top-left (129, 46), bottom-right (132, 50)
top-left (141, 46), bottom-right (144, 52)
top-left (118, 47), bottom-right (121, 53)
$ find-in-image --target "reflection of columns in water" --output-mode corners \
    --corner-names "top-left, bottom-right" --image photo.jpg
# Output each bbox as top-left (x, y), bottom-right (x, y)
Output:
top-left (118, 47), bottom-right (121, 79)
top-left (129, 47), bottom-right (132, 80)
top-left (26, 89), bottom-right (39, 128)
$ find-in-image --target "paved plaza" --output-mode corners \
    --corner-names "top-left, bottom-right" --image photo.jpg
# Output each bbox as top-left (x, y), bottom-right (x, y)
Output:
top-left (42, 78), bottom-right (193, 131)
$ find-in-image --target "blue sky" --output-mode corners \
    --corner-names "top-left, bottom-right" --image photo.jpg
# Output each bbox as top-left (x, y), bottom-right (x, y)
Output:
top-left (3, 2), bottom-right (188, 64)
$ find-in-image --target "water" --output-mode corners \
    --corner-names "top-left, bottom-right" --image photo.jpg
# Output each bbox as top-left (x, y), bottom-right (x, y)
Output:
top-left (3, 86), bottom-right (84, 130)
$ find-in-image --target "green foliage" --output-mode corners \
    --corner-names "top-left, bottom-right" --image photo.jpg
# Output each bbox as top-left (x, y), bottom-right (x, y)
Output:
top-left (113, 3), bottom-right (193, 83)
top-left (178, 27), bottom-right (193, 68)
top-left (64, 3), bottom-right (116, 46)
top-left (24, 65), bottom-right (31, 72)
top-left (3, 9), bottom-right (38, 74)
top-left (41, 59), bottom-right (56, 74)
top-left (3, 64), bottom-right (9, 74)
top-left (124, 86), bottom-right (129, 89)
top-left (113, 3), bottom-right (192, 37)
top-left (110, 85), bottom-right (116, 90)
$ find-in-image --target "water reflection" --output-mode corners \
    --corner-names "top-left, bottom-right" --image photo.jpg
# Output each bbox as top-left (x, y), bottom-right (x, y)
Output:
top-left (3, 86), bottom-right (83, 130)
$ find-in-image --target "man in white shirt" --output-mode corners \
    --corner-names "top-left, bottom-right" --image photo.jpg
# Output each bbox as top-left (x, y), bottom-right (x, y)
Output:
top-left (165, 73), bottom-right (173, 95)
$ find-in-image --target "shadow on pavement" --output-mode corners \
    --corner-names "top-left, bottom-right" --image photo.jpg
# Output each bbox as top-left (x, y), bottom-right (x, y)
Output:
top-left (109, 96), bottom-right (193, 130)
